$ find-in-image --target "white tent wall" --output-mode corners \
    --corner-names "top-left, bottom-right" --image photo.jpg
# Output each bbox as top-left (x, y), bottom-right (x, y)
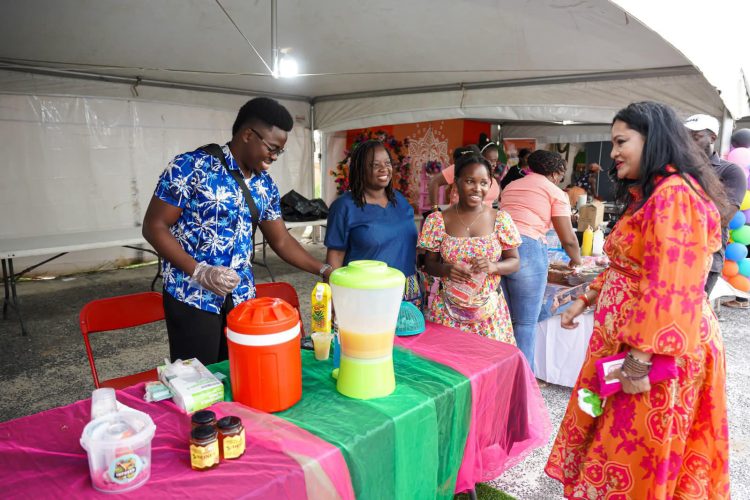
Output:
top-left (500, 124), bottom-right (611, 145)
top-left (0, 70), bottom-right (312, 275)
top-left (316, 72), bottom-right (724, 203)
top-left (314, 73), bottom-right (725, 133)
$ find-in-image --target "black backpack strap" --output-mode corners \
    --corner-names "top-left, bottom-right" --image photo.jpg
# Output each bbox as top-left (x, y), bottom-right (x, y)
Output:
top-left (200, 143), bottom-right (260, 257)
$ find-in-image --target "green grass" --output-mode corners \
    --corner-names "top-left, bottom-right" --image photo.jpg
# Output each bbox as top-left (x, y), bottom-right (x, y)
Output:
top-left (454, 483), bottom-right (516, 500)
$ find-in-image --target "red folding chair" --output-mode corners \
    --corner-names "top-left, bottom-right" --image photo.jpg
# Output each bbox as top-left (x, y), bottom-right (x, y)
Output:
top-left (79, 291), bottom-right (164, 389)
top-left (255, 282), bottom-right (305, 336)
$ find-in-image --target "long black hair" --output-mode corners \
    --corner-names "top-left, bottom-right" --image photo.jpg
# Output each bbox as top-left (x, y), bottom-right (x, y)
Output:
top-left (611, 101), bottom-right (730, 223)
top-left (348, 140), bottom-right (397, 208)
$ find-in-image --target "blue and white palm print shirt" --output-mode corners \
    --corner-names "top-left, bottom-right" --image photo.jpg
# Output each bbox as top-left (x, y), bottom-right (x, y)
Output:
top-left (154, 144), bottom-right (281, 314)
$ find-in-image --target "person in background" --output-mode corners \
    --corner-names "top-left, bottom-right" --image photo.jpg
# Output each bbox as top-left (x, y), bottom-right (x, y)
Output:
top-left (325, 140), bottom-right (419, 304)
top-left (476, 132), bottom-right (505, 185)
top-left (572, 162), bottom-right (600, 197)
top-left (720, 127), bottom-right (750, 308)
top-left (419, 152), bottom-right (521, 343)
top-left (427, 137), bottom-right (501, 214)
top-left (684, 114), bottom-right (745, 295)
top-left (500, 148), bottom-right (532, 189)
top-left (547, 101), bottom-right (730, 498)
top-left (142, 97), bottom-right (332, 365)
top-left (732, 128), bottom-right (750, 148)
top-left (500, 150), bottom-right (582, 370)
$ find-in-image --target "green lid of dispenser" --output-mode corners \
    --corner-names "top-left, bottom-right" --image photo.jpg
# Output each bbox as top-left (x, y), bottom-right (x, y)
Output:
top-left (329, 260), bottom-right (405, 290)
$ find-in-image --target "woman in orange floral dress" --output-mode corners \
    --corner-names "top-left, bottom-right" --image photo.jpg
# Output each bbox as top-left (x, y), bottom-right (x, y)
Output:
top-left (545, 101), bottom-right (731, 499)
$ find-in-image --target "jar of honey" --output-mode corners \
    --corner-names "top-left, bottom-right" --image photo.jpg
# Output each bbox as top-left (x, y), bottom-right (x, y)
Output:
top-left (217, 416), bottom-right (245, 460)
top-left (191, 410), bottom-right (216, 429)
top-left (190, 425), bottom-right (219, 471)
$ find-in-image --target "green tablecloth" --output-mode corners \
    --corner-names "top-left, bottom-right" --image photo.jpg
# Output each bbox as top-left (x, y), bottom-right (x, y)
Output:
top-left (210, 346), bottom-right (471, 499)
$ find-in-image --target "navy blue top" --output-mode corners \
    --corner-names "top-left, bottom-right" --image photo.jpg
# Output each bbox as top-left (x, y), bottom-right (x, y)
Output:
top-left (325, 191), bottom-right (417, 276)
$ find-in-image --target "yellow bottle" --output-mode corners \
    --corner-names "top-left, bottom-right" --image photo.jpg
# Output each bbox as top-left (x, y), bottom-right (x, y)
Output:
top-left (581, 226), bottom-right (594, 257)
top-left (311, 282), bottom-right (332, 333)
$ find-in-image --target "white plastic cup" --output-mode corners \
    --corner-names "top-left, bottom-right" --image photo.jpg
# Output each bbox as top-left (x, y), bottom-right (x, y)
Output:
top-left (576, 194), bottom-right (588, 210)
top-left (311, 332), bottom-right (333, 361)
top-left (91, 388), bottom-right (118, 420)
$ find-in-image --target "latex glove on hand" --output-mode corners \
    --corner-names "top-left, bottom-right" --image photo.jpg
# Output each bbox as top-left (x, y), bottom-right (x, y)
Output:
top-left (191, 261), bottom-right (240, 296)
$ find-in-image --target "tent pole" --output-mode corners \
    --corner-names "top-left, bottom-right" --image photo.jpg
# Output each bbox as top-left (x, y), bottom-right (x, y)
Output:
top-left (311, 104), bottom-right (317, 199)
top-left (271, 0), bottom-right (278, 78)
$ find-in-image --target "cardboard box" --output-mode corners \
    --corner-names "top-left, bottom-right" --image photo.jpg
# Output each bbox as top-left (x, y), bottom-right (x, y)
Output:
top-left (158, 358), bottom-right (224, 413)
top-left (578, 200), bottom-right (604, 231)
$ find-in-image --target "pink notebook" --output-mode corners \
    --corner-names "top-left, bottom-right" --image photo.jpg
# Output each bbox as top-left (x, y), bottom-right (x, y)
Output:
top-left (595, 352), bottom-right (677, 397)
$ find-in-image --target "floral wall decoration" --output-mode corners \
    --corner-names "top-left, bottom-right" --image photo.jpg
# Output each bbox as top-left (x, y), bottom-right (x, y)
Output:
top-left (330, 129), bottom-right (411, 196)
top-left (423, 160), bottom-right (444, 174)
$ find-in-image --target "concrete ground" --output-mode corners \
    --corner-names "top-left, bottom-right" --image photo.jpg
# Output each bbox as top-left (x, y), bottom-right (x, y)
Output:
top-left (1, 243), bottom-right (748, 498)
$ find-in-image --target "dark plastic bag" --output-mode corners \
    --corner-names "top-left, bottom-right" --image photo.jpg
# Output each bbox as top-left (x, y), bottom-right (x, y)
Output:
top-left (308, 198), bottom-right (329, 218)
top-left (281, 190), bottom-right (326, 221)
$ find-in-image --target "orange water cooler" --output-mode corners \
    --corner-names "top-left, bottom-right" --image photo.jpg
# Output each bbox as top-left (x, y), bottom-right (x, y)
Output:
top-left (225, 297), bottom-right (302, 412)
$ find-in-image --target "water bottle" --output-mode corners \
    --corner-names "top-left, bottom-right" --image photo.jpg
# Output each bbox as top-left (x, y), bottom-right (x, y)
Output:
top-left (592, 227), bottom-right (605, 256)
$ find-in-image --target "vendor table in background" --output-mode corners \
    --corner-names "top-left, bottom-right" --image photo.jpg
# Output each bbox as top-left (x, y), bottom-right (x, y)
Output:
top-left (534, 311), bottom-right (594, 387)
top-left (253, 219), bottom-right (327, 281)
top-left (1, 228), bottom-right (158, 336)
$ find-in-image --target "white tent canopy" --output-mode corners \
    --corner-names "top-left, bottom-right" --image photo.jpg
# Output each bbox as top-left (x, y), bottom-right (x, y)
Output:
top-left (1, 0), bottom-right (749, 245)
top-left (2, 0), bottom-right (748, 125)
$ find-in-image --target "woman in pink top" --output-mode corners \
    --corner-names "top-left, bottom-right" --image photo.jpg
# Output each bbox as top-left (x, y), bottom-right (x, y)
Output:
top-left (499, 150), bottom-right (582, 372)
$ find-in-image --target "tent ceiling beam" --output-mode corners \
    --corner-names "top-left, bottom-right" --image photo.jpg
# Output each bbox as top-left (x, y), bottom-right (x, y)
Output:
top-left (0, 63), bottom-right (311, 103)
top-left (311, 66), bottom-right (699, 104)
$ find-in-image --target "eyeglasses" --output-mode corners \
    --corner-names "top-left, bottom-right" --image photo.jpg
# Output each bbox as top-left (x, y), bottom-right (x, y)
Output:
top-left (250, 128), bottom-right (285, 156)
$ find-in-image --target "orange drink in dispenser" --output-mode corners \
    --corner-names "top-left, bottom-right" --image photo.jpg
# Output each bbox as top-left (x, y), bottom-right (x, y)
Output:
top-left (329, 260), bottom-right (405, 399)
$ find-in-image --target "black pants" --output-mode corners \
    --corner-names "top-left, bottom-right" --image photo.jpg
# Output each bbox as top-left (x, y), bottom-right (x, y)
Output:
top-left (705, 270), bottom-right (720, 295)
top-left (163, 292), bottom-right (235, 366)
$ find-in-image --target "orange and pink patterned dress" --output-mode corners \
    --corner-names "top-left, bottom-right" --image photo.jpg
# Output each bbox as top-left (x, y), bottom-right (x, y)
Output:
top-left (545, 174), bottom-right (729, 499)
top-left (418, 210), bottom-right (521, 344)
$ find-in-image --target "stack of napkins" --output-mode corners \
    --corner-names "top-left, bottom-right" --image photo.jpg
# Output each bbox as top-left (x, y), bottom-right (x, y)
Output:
top-left (158, 358), bottom-right (224, 413)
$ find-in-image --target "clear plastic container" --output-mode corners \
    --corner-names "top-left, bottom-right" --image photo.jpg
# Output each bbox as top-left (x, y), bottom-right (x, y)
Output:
top-left (80, 410), bottom-right (156, 494)
top-left (330, 261), bottom-right (405, 360)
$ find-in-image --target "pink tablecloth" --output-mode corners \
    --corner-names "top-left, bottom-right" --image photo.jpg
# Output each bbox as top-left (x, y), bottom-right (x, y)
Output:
top-left (396, 322), bottom-right (551, 492)
top-left (0, 384), bottom-right (353, 499)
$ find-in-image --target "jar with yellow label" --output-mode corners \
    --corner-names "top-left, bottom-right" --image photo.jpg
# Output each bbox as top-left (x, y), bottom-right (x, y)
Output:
top-left (191, 410), bottom-right (216, 429)
top-left (190, 425), bottom-right (219, 471)
top-left (217, 416), bottom-right (245, 460)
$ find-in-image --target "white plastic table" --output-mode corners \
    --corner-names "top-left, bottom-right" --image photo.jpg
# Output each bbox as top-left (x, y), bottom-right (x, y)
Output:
top-left (1, 228), bottom-right (157, 335)
top-left (253, 219), bottom-right (328, 281)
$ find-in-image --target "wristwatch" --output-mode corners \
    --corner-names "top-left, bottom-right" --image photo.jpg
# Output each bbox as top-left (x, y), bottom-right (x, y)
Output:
top-left (318, 263), bottom-right (332, 279)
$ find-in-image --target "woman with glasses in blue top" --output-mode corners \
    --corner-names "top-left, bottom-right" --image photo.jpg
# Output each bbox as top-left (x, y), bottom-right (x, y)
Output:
top-left (325, 140), bottom-right (420, 304)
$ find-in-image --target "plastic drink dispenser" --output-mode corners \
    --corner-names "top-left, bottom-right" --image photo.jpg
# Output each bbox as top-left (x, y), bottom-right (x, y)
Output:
top-left (329, 260), bottom-right (405, 399)
top-left (226, 297), bottom-right (302, 412)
